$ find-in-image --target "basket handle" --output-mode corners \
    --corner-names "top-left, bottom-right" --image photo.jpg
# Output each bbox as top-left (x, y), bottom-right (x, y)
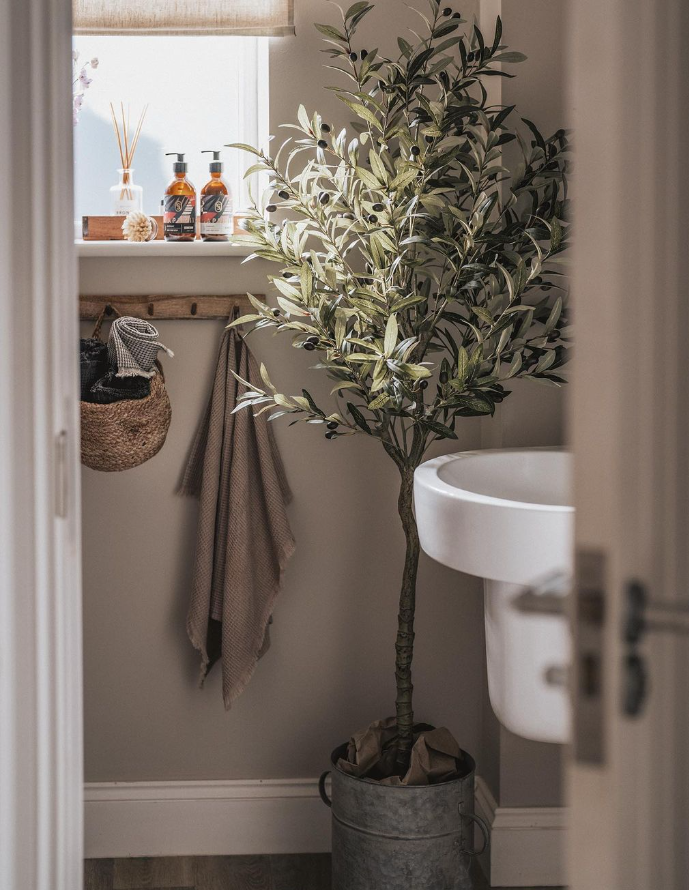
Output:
top-left (92, 304), bottom-right (119, 341)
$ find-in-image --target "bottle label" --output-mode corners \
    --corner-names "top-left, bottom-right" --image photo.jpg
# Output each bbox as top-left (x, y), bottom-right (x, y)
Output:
top-left (112, 196), bottom-right (139, 216)
top-left (164, 194), bottom-right (196, 237)
top-left (200, 193), bottom-right (233, 237)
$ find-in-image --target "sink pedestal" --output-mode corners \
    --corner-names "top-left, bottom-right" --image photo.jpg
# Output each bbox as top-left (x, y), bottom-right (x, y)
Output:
top-left (414, 448), bottom-right (574, 744)
top-left (484, 579), bottom-right (571, 744)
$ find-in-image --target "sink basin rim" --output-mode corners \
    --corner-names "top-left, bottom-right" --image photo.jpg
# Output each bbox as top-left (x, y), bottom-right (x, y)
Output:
top-left (416, 447), bottom-right (574, 514)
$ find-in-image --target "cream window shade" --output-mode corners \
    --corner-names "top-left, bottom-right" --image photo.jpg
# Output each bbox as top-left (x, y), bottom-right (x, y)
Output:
top-left (73, 0), bottom-right (294, 36)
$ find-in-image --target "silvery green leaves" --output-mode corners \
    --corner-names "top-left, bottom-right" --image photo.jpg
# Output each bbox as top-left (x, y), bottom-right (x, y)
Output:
top-left (227, 0), bottom-right (570, 461)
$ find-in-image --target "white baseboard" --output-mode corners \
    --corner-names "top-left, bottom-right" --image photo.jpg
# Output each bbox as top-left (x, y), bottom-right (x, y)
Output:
top-left (85, 775), bottom-right (567, 887)
top-left (84, 779), bottom-right (331, 859)
top-left (475, 776), bottom-right (568, 887)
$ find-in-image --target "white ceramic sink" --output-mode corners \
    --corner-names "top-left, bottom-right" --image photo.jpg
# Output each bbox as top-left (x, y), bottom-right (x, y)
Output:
top-left (414, 448), bottom-right (574, 744)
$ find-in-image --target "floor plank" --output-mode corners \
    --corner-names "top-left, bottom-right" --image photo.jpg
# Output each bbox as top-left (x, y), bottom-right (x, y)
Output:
top-left (269, 853), bottom-right (331, 890)
top-left (113, 857), bottom-right (195, 889)
top-left (85, 859), bottom-right (114, 890)
top-left (194, 855), bottom-right (272, 890)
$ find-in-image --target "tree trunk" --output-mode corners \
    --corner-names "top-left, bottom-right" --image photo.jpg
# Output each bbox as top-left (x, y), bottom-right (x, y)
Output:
top-left (394, 464), bottom-right (421, 771)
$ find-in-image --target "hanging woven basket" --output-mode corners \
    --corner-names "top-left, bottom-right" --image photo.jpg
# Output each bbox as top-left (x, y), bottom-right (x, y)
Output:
top-left (80, 310), bottom-right (172, 472)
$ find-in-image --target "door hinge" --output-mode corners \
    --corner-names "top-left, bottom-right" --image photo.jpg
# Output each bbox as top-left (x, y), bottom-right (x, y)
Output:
top-left (54, 430), bottom-right (68, 519)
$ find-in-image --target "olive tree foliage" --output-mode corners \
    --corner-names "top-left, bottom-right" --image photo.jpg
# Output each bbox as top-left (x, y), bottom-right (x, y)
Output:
top-left (228, 0), bottom-right (570, 772)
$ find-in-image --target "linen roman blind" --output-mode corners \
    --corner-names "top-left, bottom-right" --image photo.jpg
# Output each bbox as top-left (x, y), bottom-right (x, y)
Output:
top-left (73, 0), bottom-right (294, 35)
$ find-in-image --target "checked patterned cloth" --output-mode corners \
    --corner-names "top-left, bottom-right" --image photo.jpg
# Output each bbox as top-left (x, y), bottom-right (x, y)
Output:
top-left (108, 316), bottom-right (174, 378)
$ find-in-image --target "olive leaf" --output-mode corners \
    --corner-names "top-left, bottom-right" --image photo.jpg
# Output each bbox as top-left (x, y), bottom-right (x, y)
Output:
top-left (226, 1), bottom-right (570, 461)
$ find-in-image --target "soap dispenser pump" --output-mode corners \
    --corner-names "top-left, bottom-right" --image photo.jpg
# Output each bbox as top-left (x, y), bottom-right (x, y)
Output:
top-left (163, 152), bottom-right (196, 242)
top-left (200, 150), bottom-right (233, 242)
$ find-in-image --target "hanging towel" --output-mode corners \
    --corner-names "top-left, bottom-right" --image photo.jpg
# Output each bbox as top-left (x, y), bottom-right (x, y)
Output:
top-left (180, 325), bottom-right (295, 709)
top-left (108, 316), bottom-right (174, 378)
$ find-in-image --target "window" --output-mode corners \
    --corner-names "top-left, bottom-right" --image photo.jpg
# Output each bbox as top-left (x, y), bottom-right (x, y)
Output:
top-left (73, 36), bottom-right (268, 222)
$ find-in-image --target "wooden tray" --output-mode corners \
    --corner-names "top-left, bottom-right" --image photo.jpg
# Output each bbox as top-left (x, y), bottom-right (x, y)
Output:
top-left (82, 215), bottom-right (164, 241)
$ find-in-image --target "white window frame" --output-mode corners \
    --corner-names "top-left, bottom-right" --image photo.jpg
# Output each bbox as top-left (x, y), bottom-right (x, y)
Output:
top-left (73, 35), bottom-right (269, 255)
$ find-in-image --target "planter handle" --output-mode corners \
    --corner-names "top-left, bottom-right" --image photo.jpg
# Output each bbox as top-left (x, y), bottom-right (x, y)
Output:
top-left (318, 771), bottom-right (332, 808)
top-left (458, 809), bottom-right (490, 856)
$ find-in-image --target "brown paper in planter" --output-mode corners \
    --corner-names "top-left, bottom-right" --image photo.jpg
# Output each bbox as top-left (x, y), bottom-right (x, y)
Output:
top-left (337, 717), bottom-right (463, 786)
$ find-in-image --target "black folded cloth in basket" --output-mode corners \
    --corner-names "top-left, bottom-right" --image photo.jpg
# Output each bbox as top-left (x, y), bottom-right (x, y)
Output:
top-left (86, 371), bottom-right (151, 405)
top-left (80, 338), bottom-right (109, 401)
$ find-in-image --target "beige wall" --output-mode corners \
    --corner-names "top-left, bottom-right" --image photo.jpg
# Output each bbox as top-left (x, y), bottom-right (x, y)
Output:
top-left (81, 0), bottom-right (485, 784)
top-left (80, 0), bottom-right (568, 810)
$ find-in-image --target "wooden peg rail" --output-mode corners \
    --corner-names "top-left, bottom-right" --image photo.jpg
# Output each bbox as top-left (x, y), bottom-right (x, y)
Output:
top-left (79, 294), bottom-right (258, 321)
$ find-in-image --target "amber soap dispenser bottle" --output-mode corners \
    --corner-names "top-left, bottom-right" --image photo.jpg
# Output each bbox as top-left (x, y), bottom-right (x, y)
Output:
top-left (200, 150), bottom-right (233, 242)
top-left (163, 152), bottom-right (196, 242)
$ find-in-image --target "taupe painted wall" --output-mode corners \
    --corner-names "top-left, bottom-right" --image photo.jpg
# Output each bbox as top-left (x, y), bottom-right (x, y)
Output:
top-left (80, 0), bottom-right (568, 810)
top-left (81, 0), bottom-right (485, 784)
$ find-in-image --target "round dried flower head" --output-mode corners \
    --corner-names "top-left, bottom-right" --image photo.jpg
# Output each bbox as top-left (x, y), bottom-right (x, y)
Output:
top-left (122, 211), bottom-right (156, 243)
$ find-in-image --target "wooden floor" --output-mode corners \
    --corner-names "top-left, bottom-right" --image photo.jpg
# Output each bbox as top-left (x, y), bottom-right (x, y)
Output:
top-left (84, 856), bottom-right (563, 890)
top-left (85, 856), bottom-right (331, 890)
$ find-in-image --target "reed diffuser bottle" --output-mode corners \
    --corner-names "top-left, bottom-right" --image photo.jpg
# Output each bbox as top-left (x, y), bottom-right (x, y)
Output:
top-left (200, 150), bottom-right (233, 242)
top-left (163, 153), bottom-right (196, 242)
top-left (109, 104), bottom-right (147, 216)
top-left (110, 168), bottom-right (142, 215)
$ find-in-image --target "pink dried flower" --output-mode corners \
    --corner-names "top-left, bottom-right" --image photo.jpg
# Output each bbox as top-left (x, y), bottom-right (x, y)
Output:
top-left (90, 57), bottom-right (99, 68)
top-left (79, 69), bottom-right (92, 88)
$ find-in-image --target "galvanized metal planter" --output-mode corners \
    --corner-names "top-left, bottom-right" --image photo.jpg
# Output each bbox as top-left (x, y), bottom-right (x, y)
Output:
top-left (319, 744), bottom-right (489, 890)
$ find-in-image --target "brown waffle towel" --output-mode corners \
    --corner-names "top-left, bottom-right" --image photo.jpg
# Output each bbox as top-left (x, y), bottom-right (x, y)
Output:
top-left (180, 326), bottom-right (295, 709)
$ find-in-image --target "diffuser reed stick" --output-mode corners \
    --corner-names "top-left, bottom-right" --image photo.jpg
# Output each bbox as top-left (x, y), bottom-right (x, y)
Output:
top-left (109, 102), bottom-right (148, 200)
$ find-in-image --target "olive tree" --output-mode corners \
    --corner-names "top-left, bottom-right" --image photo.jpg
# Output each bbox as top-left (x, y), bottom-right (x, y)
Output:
top-left (229, 0), bottom-right (570, 775)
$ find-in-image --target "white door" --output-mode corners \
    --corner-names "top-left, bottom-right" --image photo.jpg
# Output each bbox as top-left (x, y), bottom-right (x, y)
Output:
top-left (0, 0), bottom-right (83, 887)
top-left (569, 0), bottom-right (689, 888)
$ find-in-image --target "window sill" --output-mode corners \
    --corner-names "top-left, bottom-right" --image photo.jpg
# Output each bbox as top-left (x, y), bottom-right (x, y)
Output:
top-left (75, 240), bottom-right (253, 259)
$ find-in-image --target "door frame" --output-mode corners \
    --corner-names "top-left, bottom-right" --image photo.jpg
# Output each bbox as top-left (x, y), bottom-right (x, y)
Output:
top-left (0, 0), bottom-right (83, 886)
